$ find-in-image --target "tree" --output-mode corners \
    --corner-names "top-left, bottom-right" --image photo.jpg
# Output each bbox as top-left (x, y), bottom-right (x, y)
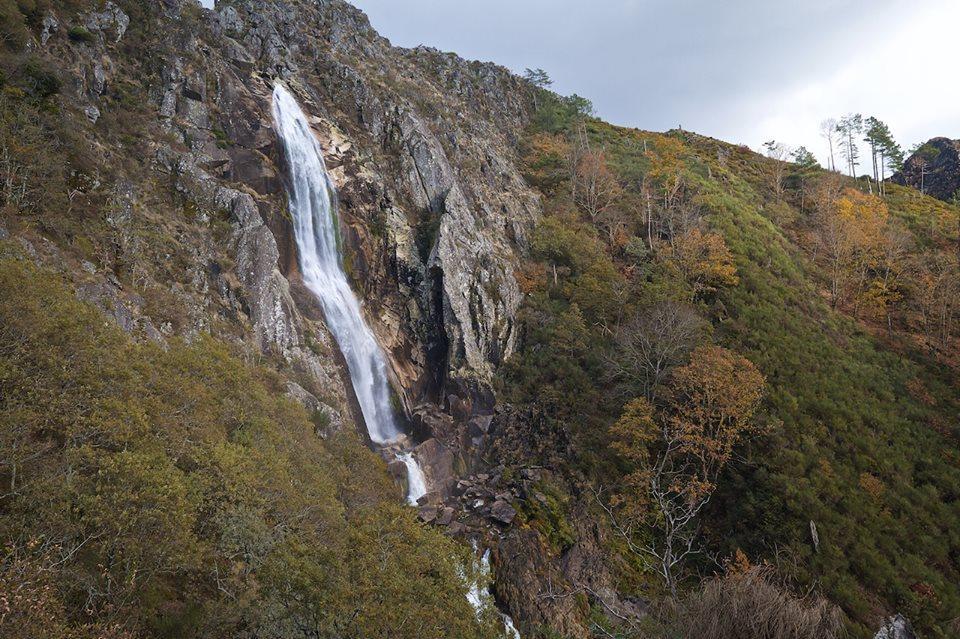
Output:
top-left (564, 93), bottom-right (594, 118)
top-left (610, 302), bottom-right (707, 401)
top-left (523, 68), bottom-right (553, 89)
top-left (570, 125), bottom-right (622, 221)
top-left (819, 118), bottom-right (838, 172)
top-left (792, 146), bottom-right (820, 171)
top-left (863, 116), bottom-right (901, 196)
top-left (606, 346), bottom-right (766, 597)
top-left (762, 140), bottom-right (791, 200)
top-left (523, 68), bottom-right (553, 110)
top-left (643, 136), bottom-right (691, 250)
top-left (813, 186), bottom-right (892, 310)
top-left (661, 227), bottom-right (739, 301)
top-left (836, 114), bottom-right (863, 178)
top-left (909, 251), bottom-right (959, 349)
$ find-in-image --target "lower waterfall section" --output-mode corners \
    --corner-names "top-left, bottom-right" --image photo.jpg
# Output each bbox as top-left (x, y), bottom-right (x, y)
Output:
top-left (468, 542), bottom-right (522, 638)
top-left (398, 452), bottom-right (427, 505)
top-left (271, 82), bottom-right (427, 497)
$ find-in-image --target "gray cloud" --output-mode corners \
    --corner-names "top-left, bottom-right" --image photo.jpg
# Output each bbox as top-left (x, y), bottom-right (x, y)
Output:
top-left (349, 0), bottom-right (956, 161)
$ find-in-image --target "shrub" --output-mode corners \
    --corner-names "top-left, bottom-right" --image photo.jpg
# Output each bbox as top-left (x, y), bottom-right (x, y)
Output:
top-left (67, 24), bottom-right (95, 43)
top-left (16, 56), bottom-right (61, 99)
top-left (670, 566), bottom-right (844, 639)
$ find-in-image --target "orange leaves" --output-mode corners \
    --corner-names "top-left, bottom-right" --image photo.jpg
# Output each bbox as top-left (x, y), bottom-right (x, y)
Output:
top-left (573, 147), bottom-right (623, 220)
top-left (668, 345), bottom-right (766, 468)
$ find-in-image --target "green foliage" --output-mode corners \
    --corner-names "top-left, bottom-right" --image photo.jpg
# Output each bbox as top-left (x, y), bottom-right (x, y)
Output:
top-left (0, 255), bottom-right (502, 639)
top-left (66, 24), bottom-right (95, 43)
top-left (507, 111), bottom-right (960, 637)
top-left (531, 91), bottom-right (595, 134)
top-left (9, 55), bottom-right (61, 99)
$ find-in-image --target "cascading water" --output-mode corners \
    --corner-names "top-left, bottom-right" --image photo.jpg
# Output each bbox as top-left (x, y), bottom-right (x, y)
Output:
top-left (467, 542), bottom-right (522, 639)
top-left (272, 83), bottom-right (425, 502)
top-left (398, 452), bottom-right (427, 505)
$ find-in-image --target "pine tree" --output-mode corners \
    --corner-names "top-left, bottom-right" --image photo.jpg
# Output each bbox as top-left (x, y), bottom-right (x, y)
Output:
top-left (836, 114), bottom-right (863, 178)
top-left (792, 146), bottom-right (820, 171)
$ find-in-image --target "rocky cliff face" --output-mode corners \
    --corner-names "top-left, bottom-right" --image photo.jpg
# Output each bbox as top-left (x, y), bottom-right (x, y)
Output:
top-left (893, 137), bottom-right (960, 202)
top-left (22, 0), bottom-right (614, 634)
top-left (53, 0), bottom-right (541, 404)
top-left (208, 0), bottom-right (541, 403)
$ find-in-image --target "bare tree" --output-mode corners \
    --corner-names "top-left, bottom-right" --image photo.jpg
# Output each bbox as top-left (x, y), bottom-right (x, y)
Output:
top-left (609, 302), bottom-right (706, 401)
top-left (819, 119), bottom-right (838, 172)
top-left (763, 140), bottom-right (792, 200)
top-left (570, 125), bottom-right (622, 221)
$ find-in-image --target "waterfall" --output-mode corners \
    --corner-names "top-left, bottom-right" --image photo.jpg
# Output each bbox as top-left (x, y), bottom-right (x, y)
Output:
top-left (272, 83), bottom-right (427, 498)
top-left (467, 542), bottom-right (522, 639)
top-left (398, 452), bottom-right (427, 505)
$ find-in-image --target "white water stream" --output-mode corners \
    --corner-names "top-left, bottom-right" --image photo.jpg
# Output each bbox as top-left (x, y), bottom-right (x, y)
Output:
top-left (468, 543), bottom-right (522, 638)
top-left (272, 83), bottom-right (425, 503)
top-left (398, 452), bottom-right (428, 505)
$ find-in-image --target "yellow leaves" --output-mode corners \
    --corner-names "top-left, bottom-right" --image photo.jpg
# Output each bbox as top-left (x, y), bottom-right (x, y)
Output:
top-left (522, 132), bottom-right (570, 193)
top-left (858, 472), bottom-right (885, 503)
top-left (835, 188), bottom-right (890, 261)
top-left (645, 136), bottom-right (688, 186)
top-left (609, 397), bottom-right (658, 466)
top-left (662, 228), bottom-right (739, 299)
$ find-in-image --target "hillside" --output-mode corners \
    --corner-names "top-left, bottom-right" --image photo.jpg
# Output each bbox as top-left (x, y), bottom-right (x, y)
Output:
top-left (1, 1), bottom-right (958, 639)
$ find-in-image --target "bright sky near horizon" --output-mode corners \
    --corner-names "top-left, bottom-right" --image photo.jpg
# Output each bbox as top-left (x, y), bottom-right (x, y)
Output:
top-left (346, 0), bottom-right (958, 170)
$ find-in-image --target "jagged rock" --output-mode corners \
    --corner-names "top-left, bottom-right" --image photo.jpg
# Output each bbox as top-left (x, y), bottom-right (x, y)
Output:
top-left (490, 500), bottom-right (516, 525)
top-left (467, 415), bottom-right (493, 438)
top-left (418, 505), bottom-right (438, 523)
top-left (874, 614), bottom-right (916, 639)
top-left (436, 507), bottom-right (455, 526)
top-left (285, 381), bottom-right (343, 437)
top-left (411, 405), bottom-right (455, 441)
top-left (182, 72), bottom-right (206, 102)
top-left (414, 438), bottom-right (456, 498)
top-left (84, 105), bottom-right (100, 123)
top-left (90, 62), bottom-right (106, 95)
top-left (40, 13), bottom-right (59, 46)
top-left (84, 1), bottom-right (129, 43)
top-left (893, 137), bottom-right (960, 202)
top-left (495, 529), bottom-right (591, 639)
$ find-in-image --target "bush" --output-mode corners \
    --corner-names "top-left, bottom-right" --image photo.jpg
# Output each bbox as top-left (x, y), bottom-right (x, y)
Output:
top-left (669, 566), bottom-right (844, 639)
top-left (16, 56), bottom-right (61, 99)
top-left (0, 256), bottom-right (504, 639)
top-left (67, 24), bottom-right (95, 43)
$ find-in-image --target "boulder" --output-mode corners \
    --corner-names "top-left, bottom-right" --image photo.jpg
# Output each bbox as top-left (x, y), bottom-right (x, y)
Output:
top-left (436, 507), bottom-right (455, 526)
top-left (874, 614), bottom-right (916, 639)
top-left (490, 499), bottom-right (517, 525)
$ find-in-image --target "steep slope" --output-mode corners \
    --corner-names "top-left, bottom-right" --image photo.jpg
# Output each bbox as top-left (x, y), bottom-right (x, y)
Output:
top-left (0, 0), bottom-right (538, 637)
top-left (2, 1), bottom-right (959, 638)
top-left (503, 111), bottom-right (960, 636)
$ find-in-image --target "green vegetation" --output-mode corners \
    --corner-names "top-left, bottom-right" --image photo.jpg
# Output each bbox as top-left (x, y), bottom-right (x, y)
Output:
top-left (66, 24), bottom-right (94, 43)
top-left (0, 255), bottom-right (505, 639)
top-left (501, 91), bottom-right (960, 636)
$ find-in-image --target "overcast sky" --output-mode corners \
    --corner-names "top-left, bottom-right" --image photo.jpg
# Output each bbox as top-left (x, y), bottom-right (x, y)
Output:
top-left (346, 0), bottom-right (958, 168)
